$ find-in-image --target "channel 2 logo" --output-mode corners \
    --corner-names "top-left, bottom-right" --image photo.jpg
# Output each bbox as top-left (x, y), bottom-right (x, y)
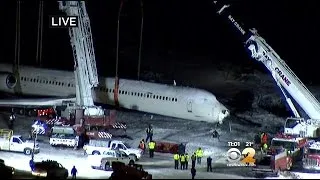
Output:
top-left (227, 147), bottom-right (256, 166)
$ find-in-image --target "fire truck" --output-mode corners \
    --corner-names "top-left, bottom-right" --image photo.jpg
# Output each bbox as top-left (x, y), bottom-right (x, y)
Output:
top-left (303, 141), bottom-right (320, 171)
top-left (252, 133), bottom-right (308, 173)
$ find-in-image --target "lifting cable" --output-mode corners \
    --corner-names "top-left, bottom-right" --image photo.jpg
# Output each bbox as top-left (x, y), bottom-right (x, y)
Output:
top-left (137, 0), bottom-right (144, 80)
top-left (13, 1), bottom-right (22, 94)
top-left (36, 1), bottom-right (44, 67)
top-left (14, 1), bottom-right (21, 70)
top-left (114, 0), bottom-right (124, 107)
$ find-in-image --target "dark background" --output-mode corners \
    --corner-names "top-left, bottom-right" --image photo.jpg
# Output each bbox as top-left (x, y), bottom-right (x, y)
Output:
top-left (1, 0), bottom-right (319, 83)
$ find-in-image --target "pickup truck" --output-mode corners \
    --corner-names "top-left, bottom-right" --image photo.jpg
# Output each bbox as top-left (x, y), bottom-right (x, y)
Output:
top-left (0, 129), bottom-right (39, 155)
top-left (88, 149), bottom-right (135, 171)
top-left (31, 160), bottom-right (68, 179)
top-left (49, 126), bottom-right (76, 147)
top-left (84, 139), bottom-right (142, 160)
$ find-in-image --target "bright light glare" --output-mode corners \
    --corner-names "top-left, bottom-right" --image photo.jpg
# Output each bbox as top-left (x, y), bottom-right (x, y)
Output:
top-left (1, 152), bottom-right (112, 178)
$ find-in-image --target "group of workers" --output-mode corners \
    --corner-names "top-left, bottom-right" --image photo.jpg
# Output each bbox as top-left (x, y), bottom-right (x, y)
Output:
top-left (173, 147), bottom-right (206, 169)
top-left (137, 124), bottom-right (156, 158)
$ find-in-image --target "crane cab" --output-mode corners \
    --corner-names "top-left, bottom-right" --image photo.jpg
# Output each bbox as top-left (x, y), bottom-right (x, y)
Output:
top-left (284, 117), bottom-right (320, 138)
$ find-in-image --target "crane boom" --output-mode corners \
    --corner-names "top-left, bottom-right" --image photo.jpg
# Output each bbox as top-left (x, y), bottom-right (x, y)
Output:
top-left (58, 1), bottom-right (103, 116)
top-left (211, 1), bottom-right (320, 137)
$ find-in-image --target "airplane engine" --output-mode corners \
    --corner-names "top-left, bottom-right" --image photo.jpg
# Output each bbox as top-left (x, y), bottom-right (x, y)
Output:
top-left (0, 73), bottom-right (17, 92)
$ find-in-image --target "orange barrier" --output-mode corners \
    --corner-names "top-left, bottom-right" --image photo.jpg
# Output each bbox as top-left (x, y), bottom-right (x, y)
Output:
top-left (154, 141), bottom-right (179, 154)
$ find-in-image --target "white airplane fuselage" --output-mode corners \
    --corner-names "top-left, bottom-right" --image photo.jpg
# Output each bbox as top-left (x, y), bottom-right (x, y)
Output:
top-left (0, 64), bottom-right (229, 123)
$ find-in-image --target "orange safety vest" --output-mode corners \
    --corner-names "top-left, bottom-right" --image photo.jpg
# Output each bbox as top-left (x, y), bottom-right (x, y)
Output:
top-left (261, 134), bottom-right (268, 144)
top-left (139, 142), bottom-right (145, 150)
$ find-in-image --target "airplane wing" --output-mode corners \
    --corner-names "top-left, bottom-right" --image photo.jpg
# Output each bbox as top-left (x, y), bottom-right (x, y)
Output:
top-left (0, 97), bottom-right (76, 107)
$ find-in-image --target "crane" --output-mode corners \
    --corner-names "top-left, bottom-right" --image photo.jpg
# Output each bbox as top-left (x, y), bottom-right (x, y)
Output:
top-left (58, 1), bottom-right (104, 117)
top-left (211, 1), bottom-right (320, 138)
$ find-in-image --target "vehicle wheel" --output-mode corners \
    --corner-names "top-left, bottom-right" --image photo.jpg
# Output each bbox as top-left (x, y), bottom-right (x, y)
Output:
top-left (105, 162), bottom-right (111, 170)
top-left (19, 109), bottom-right (24, 115)
top-left (129, 160), bottom-right (135, 166)
top-left (92, 151), bottom-right (100, 155)
top-left (24, 148), bottom-right (32, 155)
top-left (64, 171), bottom-right (68, 179)
top-left (129, 154), bottom-right (138, 161)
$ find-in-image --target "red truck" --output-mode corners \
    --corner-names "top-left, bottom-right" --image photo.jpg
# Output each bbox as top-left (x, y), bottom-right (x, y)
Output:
top-left (253, 134), bottom-right (308, 175)
top-left (303, 141), bottom-right (320, 171)
top-left (73, 110), bottom-right (127, 139)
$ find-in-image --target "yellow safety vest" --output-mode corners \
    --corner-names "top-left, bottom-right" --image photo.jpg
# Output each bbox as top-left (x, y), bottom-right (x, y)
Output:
top-left (149, 142), bottom-right (155, 149)
top-left (174, 154), bottom-right (179, 160)
top-left (263, 143), bottom-right (268, 150)
top-left (185, 155), bottom-right (189, 161)
top-left (180, 155), bottom-right (186, 162)
top-left (196, 149), bottom-right (203, 157)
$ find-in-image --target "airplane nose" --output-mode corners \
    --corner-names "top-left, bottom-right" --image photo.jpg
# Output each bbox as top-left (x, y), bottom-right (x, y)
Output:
top-left (218, 109), bottom-right (230, 124)
top-left (223, 109), bottom-right (230, 116)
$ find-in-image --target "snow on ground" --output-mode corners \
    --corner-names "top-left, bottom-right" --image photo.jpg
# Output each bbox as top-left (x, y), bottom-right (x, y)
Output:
top-left (0, 110), bottom-right (289, 179)
top-left (293, 172), bottom-right (320, 179)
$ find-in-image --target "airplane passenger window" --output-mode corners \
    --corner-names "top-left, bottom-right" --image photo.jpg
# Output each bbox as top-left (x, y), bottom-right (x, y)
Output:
top-left (125, 91), bottom-right (127, 95)
top-left (134, 92), bottom-right (137, 96)
top-left (112, 89), bottom-right (114, 93)
top-left (20, 77), bottom-right (23, 81)
top-left (143, 94), bottom-right (146, 97)
top-left (175, 98), bottom-right (177, 102)
top-left (67, 83), bottom-right (70, 87)
top-left (119, 90), bottom-right (122, 94)
top-left (131, 92), bottom-right (133, 96)
top-left (165, 97), bottom-right (168, 101)
top-left (156, 95), bottom-right (159, 99)
top-left (162, 96), bottom-right (165, 100)
top-left (36, 79), bottom-right (39, 83)
top-left (58, 82), bottom-right (61, 85)
top-left (61, 82), bottom-right (64, 86)
top-left (147, 95), bottom-right (149, 98)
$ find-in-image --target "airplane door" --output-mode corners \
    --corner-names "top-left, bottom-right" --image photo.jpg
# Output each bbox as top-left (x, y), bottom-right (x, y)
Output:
top-left (187, 100), bottom-right (192, 113)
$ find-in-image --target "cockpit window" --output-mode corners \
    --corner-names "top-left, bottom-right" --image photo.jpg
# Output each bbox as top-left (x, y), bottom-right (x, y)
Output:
top-left (222, 110), bottom-right (227, 114)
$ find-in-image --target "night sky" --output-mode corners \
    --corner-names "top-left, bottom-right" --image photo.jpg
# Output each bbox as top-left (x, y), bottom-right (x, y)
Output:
top-left (2, 1), bottom-right (319, 83)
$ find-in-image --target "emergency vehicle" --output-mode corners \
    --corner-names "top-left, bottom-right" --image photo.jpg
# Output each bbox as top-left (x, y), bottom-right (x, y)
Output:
top-left (253, 134), bottom-right (308, 173)
top-left (303, 141), bottom-right (320, 171)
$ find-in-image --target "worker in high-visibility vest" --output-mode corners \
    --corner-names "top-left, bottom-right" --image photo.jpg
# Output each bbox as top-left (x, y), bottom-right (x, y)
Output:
top-left (195, 147), bottom-right (204, 164)
top-left (173, 153), bottom-right (180, 169)
top-left (180, 154), bottom-right (186, 170)
top-left (148, 141), bottom-right (156, 158)
top-left (185, 153), bottom-right (189, 170)
top-left (261, 132), bottom-right (268, 146)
